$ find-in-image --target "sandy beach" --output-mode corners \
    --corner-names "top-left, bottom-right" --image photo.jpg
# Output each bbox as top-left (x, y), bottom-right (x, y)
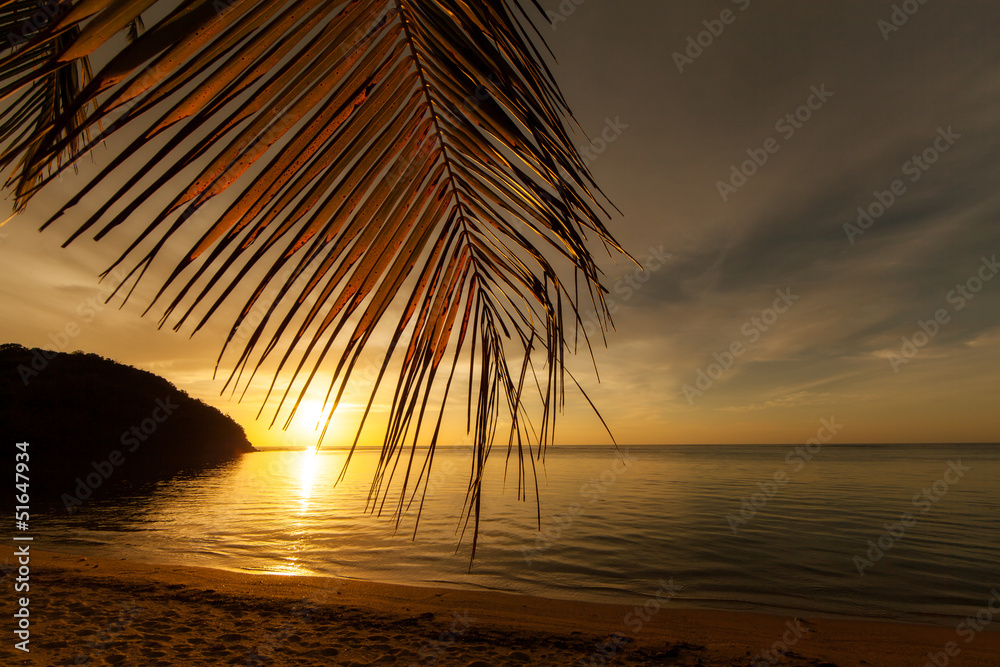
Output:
top-left (1, 550), bottom-right (996, 666)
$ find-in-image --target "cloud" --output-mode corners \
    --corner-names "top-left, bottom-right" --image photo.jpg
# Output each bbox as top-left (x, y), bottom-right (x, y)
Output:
top-left (3, 1), bottom-right (1000, 443)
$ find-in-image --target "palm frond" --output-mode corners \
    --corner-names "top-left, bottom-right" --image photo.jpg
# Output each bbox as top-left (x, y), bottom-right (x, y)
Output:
top-left (0, 0), bottom-right (96, 203)
top-left (0, 0), bottom-right (628, 558)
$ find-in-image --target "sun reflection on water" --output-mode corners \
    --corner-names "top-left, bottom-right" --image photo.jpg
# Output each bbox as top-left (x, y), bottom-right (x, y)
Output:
top-left (298, 449), bottom-right (319, 509)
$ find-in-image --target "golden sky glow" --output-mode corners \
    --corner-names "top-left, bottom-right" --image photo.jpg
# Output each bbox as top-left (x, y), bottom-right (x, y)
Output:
top-left (2, 2), bottom-right (999, 446)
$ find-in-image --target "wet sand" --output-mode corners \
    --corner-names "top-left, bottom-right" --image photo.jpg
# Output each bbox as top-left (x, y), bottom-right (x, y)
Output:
top-left (2, 550), bottom-right (998, 666)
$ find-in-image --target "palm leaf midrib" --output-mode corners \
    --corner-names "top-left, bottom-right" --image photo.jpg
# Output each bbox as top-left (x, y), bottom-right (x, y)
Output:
top-left (0, 0), bottom-right (626, 558)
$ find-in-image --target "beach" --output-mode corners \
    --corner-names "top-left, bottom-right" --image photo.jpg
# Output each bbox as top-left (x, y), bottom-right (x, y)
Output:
top-left (3, 550), bottom-right (998, 666)
top-left (2, 0), bottom-right (999, 664)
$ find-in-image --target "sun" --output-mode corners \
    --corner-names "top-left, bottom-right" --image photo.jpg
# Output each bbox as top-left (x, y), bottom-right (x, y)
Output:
top-left (284, 396), bottom-right (363, 449)
top-left (290, 398), bottom-right (335, 440)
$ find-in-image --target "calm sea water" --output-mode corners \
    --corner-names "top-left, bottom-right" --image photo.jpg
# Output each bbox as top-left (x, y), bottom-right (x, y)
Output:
top-left (30, 443), bottom-right (1000, 626)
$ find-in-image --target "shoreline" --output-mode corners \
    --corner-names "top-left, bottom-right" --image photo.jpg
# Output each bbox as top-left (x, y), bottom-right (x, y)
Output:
top-left (3, 550), bottom-right (999, 666)
top-left (25, 543), bottom-right (991, 628)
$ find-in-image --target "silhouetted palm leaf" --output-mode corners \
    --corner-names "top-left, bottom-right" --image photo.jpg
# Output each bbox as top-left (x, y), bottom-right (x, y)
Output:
top-left (0, 0), bottom-right (627, 558)
top-left (0, 0), bottom-right (96, 203)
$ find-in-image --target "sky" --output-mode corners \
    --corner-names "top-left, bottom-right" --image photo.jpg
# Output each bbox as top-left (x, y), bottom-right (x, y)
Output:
top-left (2, 1), bottom-right (999, 446)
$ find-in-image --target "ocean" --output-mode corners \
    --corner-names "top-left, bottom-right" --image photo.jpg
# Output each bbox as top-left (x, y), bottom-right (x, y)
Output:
top-left (28, 443), bottom-right (1000, 626)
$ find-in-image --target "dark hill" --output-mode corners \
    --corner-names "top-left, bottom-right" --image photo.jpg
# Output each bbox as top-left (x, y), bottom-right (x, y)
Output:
top-left (1, 344), bottom-right (255, 509)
